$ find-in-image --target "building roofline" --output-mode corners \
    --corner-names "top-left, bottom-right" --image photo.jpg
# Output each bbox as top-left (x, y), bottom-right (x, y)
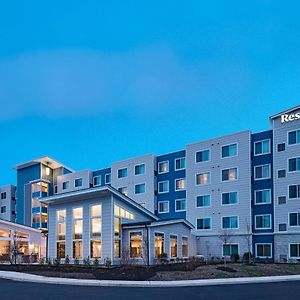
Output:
top-left (40, 185), bottom-right (159, 221)
top-left (0, 218), bottom-right (42, 233)
top-left (270, 105), bottom-right (300, 119)
top-left (123, 218), bottom-right (194, 229)
top-left (13, 156), bottom-right (74, 172)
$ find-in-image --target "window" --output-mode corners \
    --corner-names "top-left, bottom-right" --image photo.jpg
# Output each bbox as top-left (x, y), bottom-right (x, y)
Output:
top-left (222, 168), bottom-right (238, 181)
top-left (279, 223), bottom-right (287, 232)
top-left (158, 181), bottom-right (169, 193)
top-left (175, 178), bottom-right (185, 191)
top-left (196, 149), bottom-right (210, 163)
top-left (277, 143), bottom-right (286, 152)
top-left (56, 210), bottom-right (66, 259)
top-left (158, 201), bottom-right (169, 213)
top-left (254, 164), bottom-right (271, 180)
top-left (175, 157), bottom-right (186, 170)
top-left (222, 192), bottom-right (238, 205)
top-left (196, 172), bottom-right (210, 185)
top-left (255, 215), bottom-right (271, 229)
top-left (223, 244), bottom-right (239, 256)
top-left (105, 173), bottom-right (111, 184)
top-left (73, 207), bottom-right (83, 259)
top-left (32, 212), bottom-right (40, 223)
top-left (288, 130), bottom-right (300, 145)
top-left (289, 213), bottom-right (300, 227)
top-left (290, 244), bottom-right (300, 258)
top-left (130, 231), bottom-right (143, 258)
top-left (62, 181), bottom-right (69, 190)
top-left (158, 161), bottom-right (169, 174)
top-left (256, 244), bottom-right (272, 258)
top-left (0, 206), bottom-right (6, 214)
top-left (254, 140), bottom-right (270, 155)
top-left (90, 205), bottom-right (102, 250)
top-left (289, 185), bottom-right (300, 199)
top-left (278, 169), bottom-right (286, 178)
top-left (154, 233), bottom-right (164, 258)
top-left (0, 192), bottom-right (6, 199)
top-left (54, 185), bottom-right (58, 194)
top-left (114, 217), bottom-right (121, 258)
top-left (118, 168), bottom-right (128, 178)
top-left (222, 143), bottom-right (237, 158)
top-left (175, 199), bottom-right (186, 212)
top-left (114, 204), bottom-right (134, 220)
top-left (278, 196), bottom-right (286, 205)
top-left (222, 216), bottom-right (238, 229)
top-left (170, 235), bottom-right (178, 258)
top-left (135, 164), bottom-right (145, 175)
top-left (135, 183), bottom-right (145, 194)
top-left (118, 187), bottom-right (128, 196)
top-left (196, 195), bottom-right (211, 207)
top-left (289, 157), bottom-right (300, 172)
top-left (255, 189), bottom-right (271, 204)
top-left (182, 237), bottom-right (188, 257)
top-left (196, 218), bottom-right (211, 230)
top-left (74, 178), bottom-right (83, 187)
top-left (93, 176), bottom-right (101, 186)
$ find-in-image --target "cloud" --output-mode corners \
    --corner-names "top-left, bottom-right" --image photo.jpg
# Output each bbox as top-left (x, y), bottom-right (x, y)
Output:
top-left (0, 47), bottom-right (250, 120)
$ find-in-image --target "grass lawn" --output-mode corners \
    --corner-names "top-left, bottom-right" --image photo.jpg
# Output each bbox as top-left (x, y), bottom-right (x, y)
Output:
top-left (1, 263), bottom-right (300, 281)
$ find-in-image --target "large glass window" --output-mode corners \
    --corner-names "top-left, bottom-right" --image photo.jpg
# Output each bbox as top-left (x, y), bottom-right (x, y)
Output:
top-left (154, 233), bottom-right (164, 258)
top-left (255, 215), bottom-right (271, 229)
top-left (158, 181), bottom-right (169, 193)
top-left (73, 207), bottom-right (83, 259)
top-left (175, 178), bottom-right (185, 191)
top-left (170, 235), bottom-right (178, 258)
top-left (135, 164), bottom-right (145, 175)
top-left (222, 143), bottom-right (237, 158)
top-left (90, 205), bottom-right (102, 259)
top-left (57, 242), bottom-right (65, 259)
top-left (118, 168), bottom-right (128, 178)
top-left (0, 228), bottom-right (10, 238)
top-left (255, 189), bottom-right (271, 204)
top-left (114, 217), bottom-right (121, 258)
top-left (222, 216), bottom-right (238, 229)
top-left (0, 240), bottom-right (10, 256)
top-left (289, 157), bottom-right (300, 172)
top-left (158, 161), bottom-right (169, 174)
top-left (289, 185), bottom-right (300, 199)
top-left (57, 210), bottom-right (66, 241)
top-left (254, 164), bottom-right (271, 180)
top-left (197, 218), bottom-right (211, 230)
top-left (223, 244), bottom-right (239, 256)
top-left (256, 244), bottom-right (272, 258)
top-left (130, 231), bottom-right (143, 258)
top-left (175, 199), bottom-right (186, 212)
top-left (114, 205), bottom-right (134, 220)
top-left (175, 157), bottom-right (185, 170)
top-left (182, 237), bottom-right (188, 257)
top-left (222, 192), bottom-right (238, 205)
top-left (196, 194), bottom-right (211, 207)
top-left (254, 140), bottom-right (270, 155)
top-left (196, 172), bottom-right (210, 185)
top-left (196, 149), bottom-right (210, 163)
top-left (288, 130), bottom-right (300, 145)
top-left (222, 168), bottom-right (238, 181)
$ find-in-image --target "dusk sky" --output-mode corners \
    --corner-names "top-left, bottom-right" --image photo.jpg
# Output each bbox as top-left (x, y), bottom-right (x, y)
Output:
top-left (0, 0), bottom-right (299, 184)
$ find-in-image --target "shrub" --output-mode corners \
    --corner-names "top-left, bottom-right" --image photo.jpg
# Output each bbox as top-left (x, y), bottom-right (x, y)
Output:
top-left (83, 256), bottom-right (91, 267)
top-left (231, 253), bottom-right (240, 263)
top-left (93, 258), bottom-right (100, 266)
top-left (38, 257), bottom-right (45, 265)
top-left (46, 257), bottom-right (52, 266)
top-left (54, 257), bottom-right (61, 266)
top-left (65, 255), bottom-right (70, 265)
top-left (243, 252), bottom-right (253, 262)
top-left (104, 257), bottom-right (112, 268)
top-left (73, 258), bottom-right (79, 265)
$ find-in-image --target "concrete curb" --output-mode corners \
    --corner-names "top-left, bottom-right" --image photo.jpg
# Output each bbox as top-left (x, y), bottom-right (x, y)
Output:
top-left (1, 271), bottom-right (300, 287)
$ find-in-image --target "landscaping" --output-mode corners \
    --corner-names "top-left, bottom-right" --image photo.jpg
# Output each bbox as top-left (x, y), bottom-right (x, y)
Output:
top-left (1, 260), bottom-right (300, 281)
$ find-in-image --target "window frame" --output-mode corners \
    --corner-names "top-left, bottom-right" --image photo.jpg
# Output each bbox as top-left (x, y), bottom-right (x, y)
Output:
top-left (255, 214), bottom-right (272, 230)
top-left (196, 217), bottom-right (212, 231)
top-left (134, 163), bottom-right (146, 176)
top-left (288, 156), bottom-right (300, 173)
top-left (195, 172), bottom-right (211, 186)
top-left (254, 164), bottom-right (271, 180)
top-left (169, 234), bottom-right (178, 258)
top-left (254, 139), bottom-right (271, 156)
top-left (158, 201), bottom-right (169, 214)
top-left (196, 194), bottom-right (211, 208)
top-left (287, 129), bottom-right (300, 146)
top-left (195, 149), bottom-right (211, 163)
top-left (289, 212), bottom-right (300, 227)
top-left (174, 157), bottom-right (186, 171)
top-left (254, 189), bottom-right (272, 205)
top-left (221, 167), bottom-right (238, 182)
top-left (105, 173), bottom-right (111, 184)
top-left (175, 198), bottom-right (186, 212)
top-left (89, 204), bottom-right (102, 259)
top-left (129, 230), bottom-right (143, 259)
top-left (134, 183), bottom-right (146, 194)
top-left (255, 243), bottom-right (272, 258)
top-left (117, 167), bottom-right (128, 179)
top-left (74, 178), bottom-right (83, 188)
top-left (93, 175), bottom-right (101, 187)
top-left (289, 243), bottom-right (300, 259)
top-left (175, 178), bottom-right (186, 191)
top-left (288, 184), bottom-right (300, 200)
top-left (222, 243), bottom-right (239, 257)
top-left (221, 143), bottom-right (238, 159)
top-left (158, 180), bottom-right (169, 194)
top-left (158, 161), bottom-right (169, 174)
top-left (222, 216), bottom-right (239, 229)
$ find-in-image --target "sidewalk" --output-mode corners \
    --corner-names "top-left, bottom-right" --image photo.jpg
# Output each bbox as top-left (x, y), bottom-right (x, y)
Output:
top-left (1, 271), bottom-right (300, 287)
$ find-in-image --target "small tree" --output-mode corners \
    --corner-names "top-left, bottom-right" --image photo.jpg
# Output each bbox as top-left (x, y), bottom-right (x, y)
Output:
top-left (10, 232), bottom-right (21, 265)
top-left (218, 229), bottom-right (233, 270)
top-left (244, 221), bottom-right (253, 264)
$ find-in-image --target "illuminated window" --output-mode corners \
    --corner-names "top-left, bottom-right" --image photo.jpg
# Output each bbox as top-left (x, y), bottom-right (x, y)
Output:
top-left (114, 217), bottom-right (121, 258)
top-left (57, 210), bottom-right (66, 241)
top-left (114, 204), bottom-right (134, 220)
top-left (57, 242), bottom-right (65, 259)
top-left (158, 161), bottom-right (169, 174)
top-left (196, 172), bottom-right (210, 185)
top-left (182, 237), bottom-right (188, 257)
top-left (0, 228), bottom-right (10, 238)
top-left (73, 207), bottom-right (83, 259)
top-left (158, 201), bottom-right (169, 213)
top-left (175, 178), bottom-right (185, 191)
top-left (90, 204), bottom-right (101, 258)
top-left (170, 235), bottom-right (178, 258)
top-left (154, 233), bottom-right (164, 258)
top-left (130, 231), bottom-right (143, 258)
top-left (222, 168), bottom-right (238, 181)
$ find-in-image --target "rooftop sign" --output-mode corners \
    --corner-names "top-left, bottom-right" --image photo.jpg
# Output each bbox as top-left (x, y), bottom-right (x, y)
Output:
top-left (281, 112), bottom-right (300, 123)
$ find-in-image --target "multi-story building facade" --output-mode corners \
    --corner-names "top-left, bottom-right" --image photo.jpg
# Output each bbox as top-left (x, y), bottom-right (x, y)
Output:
top-left (0, 185), bottom-right (16, 222)
top-left (1, 105), bottom-right (299, 263)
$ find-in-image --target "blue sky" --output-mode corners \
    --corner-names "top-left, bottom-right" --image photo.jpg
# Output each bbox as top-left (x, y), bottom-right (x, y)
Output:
top-left (0, 0), bottom-right (299, 184)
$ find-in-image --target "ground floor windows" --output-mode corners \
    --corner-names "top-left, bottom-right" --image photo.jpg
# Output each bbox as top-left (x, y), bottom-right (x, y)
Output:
top-left (223, 244), bottom-right (239, 256)
top-left (0, 240), bottom-right (10, 256)
top-left (256, 244), bottom-right (272, 258)
top-left (130, 231), bottom-right (143, 258)
top-left (290, 244), bottom-right (300, 258)
top-left (73, 241), bottom-right (82, 259)
top-left (57, 242), bottom-right (65, 259)
top-left (182, 237), bottom-right (188, 257)
top-left (170, 235), bottom-right (178, 258)
top-left (154, 233), bottom-right (164, 258)
top-left (90, 240), bottom-right (101, 258)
